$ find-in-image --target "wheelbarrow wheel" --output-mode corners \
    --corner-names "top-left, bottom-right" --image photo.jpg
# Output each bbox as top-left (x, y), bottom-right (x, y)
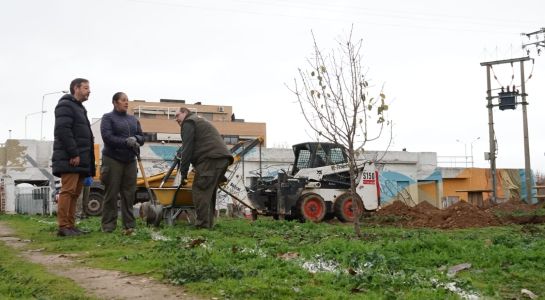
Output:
top-left (164, 208), bottom-right (176, 226)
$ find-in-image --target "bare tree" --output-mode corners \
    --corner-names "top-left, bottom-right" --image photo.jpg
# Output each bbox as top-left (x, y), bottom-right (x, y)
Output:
top-left (288, 28), bottom-right (390, 236)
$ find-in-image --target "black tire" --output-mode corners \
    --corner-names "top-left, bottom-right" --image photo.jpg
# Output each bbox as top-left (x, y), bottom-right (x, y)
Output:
top-left (334, 193), bottom-right (364, 223)
top-left (296, 193), bottom-right (326, 222)
top-left (84, 191), bottom-right (104, 216)
top-left (323, 212), bottom-right (335, 221)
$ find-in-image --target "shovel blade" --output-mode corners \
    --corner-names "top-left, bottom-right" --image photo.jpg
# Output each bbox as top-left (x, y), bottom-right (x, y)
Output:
top-left (140, 201), bottom-right (163, 227)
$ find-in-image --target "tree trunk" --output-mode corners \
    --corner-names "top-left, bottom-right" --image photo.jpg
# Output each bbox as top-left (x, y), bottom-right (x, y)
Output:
top-left (348, 152), bottom-right (362, 237)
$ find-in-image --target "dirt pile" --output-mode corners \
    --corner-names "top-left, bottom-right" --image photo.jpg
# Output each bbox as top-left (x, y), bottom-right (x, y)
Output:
top-left (430, 201), bottom-right (501, 229)
top-left (376, 200), bottom-right (415, 217)
top-left (413, 200), bottom-right (440, 215)
top-left (371, 199), bottom-right (544, 229)
top-left (485, 199), bottom-right (536, 214)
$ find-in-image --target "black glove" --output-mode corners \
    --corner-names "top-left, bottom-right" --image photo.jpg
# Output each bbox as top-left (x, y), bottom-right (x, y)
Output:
top-left (125, 136), bottom-right (139, 151)
top-left (180, 173), bottom-right (188, 186)
top-left (176, 146), bottom-right (183, 160)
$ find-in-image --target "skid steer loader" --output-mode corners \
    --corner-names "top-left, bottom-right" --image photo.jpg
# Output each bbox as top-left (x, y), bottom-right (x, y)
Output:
top-left (221, 142), bottom-right (380, 223)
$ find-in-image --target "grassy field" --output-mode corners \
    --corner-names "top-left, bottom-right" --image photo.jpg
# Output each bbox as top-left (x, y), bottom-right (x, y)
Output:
top-left (1, 214), bottom-right (544, 299)
top-left (0, 238), bottom-right (93, 300)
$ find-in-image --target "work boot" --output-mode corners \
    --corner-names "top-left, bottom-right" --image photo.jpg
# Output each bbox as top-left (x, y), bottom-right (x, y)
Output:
top-left (71, 227), bottom-right (90, 235)
top-left (101, 228), bottom-right (114, 233)
top-left (122, 228), bottom-right (136, 236)
top-left (57, 228), bottom-right (79, 237)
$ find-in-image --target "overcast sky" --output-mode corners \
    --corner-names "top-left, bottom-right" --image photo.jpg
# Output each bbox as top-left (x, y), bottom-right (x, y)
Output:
top-left (1, 0), bottom-right (543, 171)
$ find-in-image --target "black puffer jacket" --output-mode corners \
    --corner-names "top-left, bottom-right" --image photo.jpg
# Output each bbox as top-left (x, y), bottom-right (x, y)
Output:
top-left (51, 94), bottom-right (95, 177)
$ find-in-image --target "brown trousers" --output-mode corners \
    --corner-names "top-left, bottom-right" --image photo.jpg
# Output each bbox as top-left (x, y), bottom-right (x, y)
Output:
top-left (192, 158), bottom-right (230, 229)
top-left (57, 173), bottom-right (84, 229)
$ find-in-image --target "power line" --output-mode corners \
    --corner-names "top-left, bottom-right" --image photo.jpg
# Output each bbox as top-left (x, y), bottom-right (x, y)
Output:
top-left (125, 0), bottom-right (536, 35)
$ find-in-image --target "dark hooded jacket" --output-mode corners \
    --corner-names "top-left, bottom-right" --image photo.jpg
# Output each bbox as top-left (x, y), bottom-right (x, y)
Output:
top-left (51, 94), bottom-right (95, 177)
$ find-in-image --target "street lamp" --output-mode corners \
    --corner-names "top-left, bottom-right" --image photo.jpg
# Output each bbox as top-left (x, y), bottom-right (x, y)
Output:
top-left (456, 139), bottom-right (468, 167)
top-left (41, 90), bottom-right (68, 140)
top-left (470, 137), bottom-right (480, 167)
top-left (26, 111), bottom-right (45, 139)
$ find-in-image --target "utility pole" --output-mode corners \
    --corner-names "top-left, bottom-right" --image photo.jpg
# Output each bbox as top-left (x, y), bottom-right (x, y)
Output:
top-left (484, 65), bottom-right (498, 204)
top-left (520, 61), bottom-right (532, 204)
top-left (521, 27), bottom-right (545, 56)
top-left (480, 57), bottom-right (532, 203)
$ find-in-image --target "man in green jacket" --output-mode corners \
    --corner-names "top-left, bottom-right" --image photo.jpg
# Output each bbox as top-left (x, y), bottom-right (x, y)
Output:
top-left (175, 107), bottom-right (233, 229)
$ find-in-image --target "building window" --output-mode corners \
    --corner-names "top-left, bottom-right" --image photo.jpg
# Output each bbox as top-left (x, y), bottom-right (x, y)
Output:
top-left (138, 113), bottom-right (156, 119)
top-left (198, 112), bottom-right (213, 121)
top-left (223, 135), bottom-right (239, 145)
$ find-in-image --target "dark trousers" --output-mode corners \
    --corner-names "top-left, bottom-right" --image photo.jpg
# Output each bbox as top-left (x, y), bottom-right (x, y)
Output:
top-left (57, 173), bottom-right (84, 229)
top-left (192, 158), bottom-right (230, 228)
top-left (100, 155), bottom-right (137, 231)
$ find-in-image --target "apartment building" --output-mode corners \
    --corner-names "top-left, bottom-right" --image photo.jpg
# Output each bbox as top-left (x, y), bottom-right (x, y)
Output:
top-left (127, 99), bottom-right (267, 146)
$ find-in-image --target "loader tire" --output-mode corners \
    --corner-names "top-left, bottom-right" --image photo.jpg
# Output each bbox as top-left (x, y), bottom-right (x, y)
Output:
top-left (84, 191), bottom-right (104, 216)
top-left (297, 193), bottom-right (326, 223)
top-left (334, 193), bottom-right (364, 223)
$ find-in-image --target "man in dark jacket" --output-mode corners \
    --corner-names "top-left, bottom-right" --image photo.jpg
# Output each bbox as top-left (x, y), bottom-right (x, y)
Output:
top-left (100, 92), bottom-right (144, 235)
top-left (175, 107), bottom-right (233, 229)
top-left (52, 78), bottom-right (95, 237)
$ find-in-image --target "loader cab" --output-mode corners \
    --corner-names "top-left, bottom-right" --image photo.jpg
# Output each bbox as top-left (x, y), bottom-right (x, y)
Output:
top-left (291, 142), bottom-right (348, 176)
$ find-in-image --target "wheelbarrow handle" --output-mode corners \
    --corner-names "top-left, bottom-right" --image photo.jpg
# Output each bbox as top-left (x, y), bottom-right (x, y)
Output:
top-left (159, 156), bottom-right (179, 188)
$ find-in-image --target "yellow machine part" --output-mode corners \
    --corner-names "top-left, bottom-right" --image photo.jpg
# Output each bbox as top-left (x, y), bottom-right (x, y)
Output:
top-left (136, 169), bottom-right (194, 188)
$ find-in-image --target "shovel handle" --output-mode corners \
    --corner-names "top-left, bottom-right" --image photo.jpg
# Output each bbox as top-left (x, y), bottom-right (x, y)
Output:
top-left (134, 148), bottom-right (149, 189)
top-left (134, 148), bottom-right (157, 206)
top-left (138, 159), bottom-right (150, 190)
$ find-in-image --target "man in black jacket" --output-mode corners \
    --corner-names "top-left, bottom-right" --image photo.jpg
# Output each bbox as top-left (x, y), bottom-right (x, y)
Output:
top-left (52, 78), bottom-right (95, 237)
top-left (175, 107), bottom-right (233, 229)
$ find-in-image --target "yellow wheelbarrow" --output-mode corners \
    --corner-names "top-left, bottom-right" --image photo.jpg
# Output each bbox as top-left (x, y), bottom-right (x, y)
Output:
top-left (151, 185), bottom-right (195, 226)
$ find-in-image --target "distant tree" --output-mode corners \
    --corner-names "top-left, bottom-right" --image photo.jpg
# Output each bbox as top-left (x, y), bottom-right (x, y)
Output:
top-left (288, 28), bottom-right (391, 236)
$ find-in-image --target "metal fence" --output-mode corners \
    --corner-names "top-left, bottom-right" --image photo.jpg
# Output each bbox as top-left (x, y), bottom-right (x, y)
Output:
top-left (15, 186), bottom-right (52, 215)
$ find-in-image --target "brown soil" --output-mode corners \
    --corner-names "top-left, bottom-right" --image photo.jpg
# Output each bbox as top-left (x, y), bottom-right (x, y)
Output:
top-left (376, 200), bottom-right (415, 217)
top-left (370, 199), bottom-right (544, 229)
top-left (0, 222), bottom-right (200, 300)
top-left (485, 198), bottom-right (536, 214)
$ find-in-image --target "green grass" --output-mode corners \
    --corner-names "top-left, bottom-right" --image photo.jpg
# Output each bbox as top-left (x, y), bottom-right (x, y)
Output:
top-left (0, 239), bottom-right (94, 300)
top-left (1, 214), bottom-right (545, 299)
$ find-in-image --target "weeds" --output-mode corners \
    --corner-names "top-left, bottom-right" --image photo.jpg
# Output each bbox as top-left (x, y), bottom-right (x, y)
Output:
top-left (1, 215), bottom-right (545, 299)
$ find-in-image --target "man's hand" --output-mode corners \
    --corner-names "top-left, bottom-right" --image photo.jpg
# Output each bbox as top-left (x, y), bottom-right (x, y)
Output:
top-left (180, 175), bottom-right (188, 186)
top-left (176, 146), bottom-right (183, 160)
top-left (125, 136), bottom-right (139, 151)
top-left (83, 176), bottom-right (93, 186)
top-left (69, 156), bottom-right (80, 166)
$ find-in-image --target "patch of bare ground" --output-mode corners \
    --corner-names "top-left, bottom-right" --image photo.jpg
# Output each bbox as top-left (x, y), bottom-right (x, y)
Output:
top-left (0, 222), bottom-right (200, 300)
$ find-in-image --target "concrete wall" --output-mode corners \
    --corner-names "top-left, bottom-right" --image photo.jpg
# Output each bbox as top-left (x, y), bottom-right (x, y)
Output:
top-left (440, 167), bottom-right (536, 204)
top-left (0, 139), bottom-right (55, 213)
top-left (0, 139), bottom-right (54, 182)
